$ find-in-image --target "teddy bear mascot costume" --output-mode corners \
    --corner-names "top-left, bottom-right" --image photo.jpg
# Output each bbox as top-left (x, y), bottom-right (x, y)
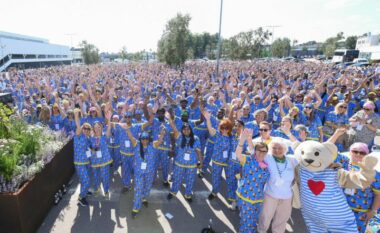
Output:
top-left (293, 140), bottom-right (378, 233)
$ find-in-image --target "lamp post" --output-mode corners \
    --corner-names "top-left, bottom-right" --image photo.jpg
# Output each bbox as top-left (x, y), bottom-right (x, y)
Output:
top-left (215, 0), bottom-right (223, 78)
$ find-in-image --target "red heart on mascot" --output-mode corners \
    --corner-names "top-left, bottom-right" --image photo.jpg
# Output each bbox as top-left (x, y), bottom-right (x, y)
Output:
top-left (307, 179), bottom-right (325, 195)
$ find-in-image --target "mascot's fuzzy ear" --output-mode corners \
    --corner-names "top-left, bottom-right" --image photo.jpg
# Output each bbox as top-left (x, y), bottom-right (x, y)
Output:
top-left (322, 142), bottom-right (338, 161)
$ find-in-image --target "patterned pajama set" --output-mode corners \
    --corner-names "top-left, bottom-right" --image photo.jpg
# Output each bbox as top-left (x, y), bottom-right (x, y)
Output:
top-left (115, 124), bottom-right (142, 189)
top-left (74, 134), bottom-right (91, 199)
top-left (202, 117), bottom-right (221, 173)
top-left (226, 132), bottom-right (242, 203)
top-left (89, 135), bottom-right (113, 194)
top-left (107, 127), bottom-right (121, 171)
top-left (211, 132), bottom-right (232, 195)
top-left (236, 156), bottom-right (270, 233)
top-left (132, 144), bottom-right (156, 213)
top-left (170, 136), bottom-right (201, 198)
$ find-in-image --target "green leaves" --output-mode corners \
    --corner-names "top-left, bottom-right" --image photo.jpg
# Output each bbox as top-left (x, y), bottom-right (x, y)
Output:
top-left (79, 40), bottom-right (100, 65)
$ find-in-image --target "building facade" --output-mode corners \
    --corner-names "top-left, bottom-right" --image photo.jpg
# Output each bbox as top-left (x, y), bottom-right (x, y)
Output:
top-left (356, 33), bottom-right (380, 61)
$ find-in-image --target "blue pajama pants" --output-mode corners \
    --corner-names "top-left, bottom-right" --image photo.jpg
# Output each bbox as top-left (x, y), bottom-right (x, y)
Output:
top-left (211, 162), bottom-right (227, 194)
top-left (121, 155), bottom-right (134, 188)
top-left (202, 142), bottom-right (214, 173)
top-left (170, 165), bottom-right (197, 197)
top-left (92, 165), bottom-right (110, 193)
top-left (133, 169), bottom-right (156, 211)
top-left (75, 164), bottom-right (91, 198)
top-left (226, 161), bottom-right (241, 202)
top-left (238, 199), bottom-right (262, 233)
top-left (109, 146), bottom-right (121, 171)
top-left (354, 211), bottom-right (367, 233)
top-left (155, 150), bottom-right (170, 182)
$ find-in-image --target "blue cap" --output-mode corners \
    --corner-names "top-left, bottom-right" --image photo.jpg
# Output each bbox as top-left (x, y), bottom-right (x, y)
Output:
top-left (140, 132), bottom-right (149, 139)
top-left (124, 111), bottom-right (133, 117)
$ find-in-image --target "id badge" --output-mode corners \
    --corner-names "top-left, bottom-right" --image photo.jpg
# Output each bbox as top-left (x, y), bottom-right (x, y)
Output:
top-left (184, 153), bottom-right (190, 161)
top-left (273, 114), bottom-right (278, 122)
top-left (141, 162), bottom-right (147, 170)
top-left (96, 151), bottom-right (102, 158)
top-left (275, 179), bottom-right (284, 186)
top-left (86, 150), bottom-right (91, 158)
top-left (232, 152), bottom-right (237, 160)
top-left (344, 188), bottom-right (355, 196)
top-left (125, 140), bottom-right (130, 148)
top-left (55, 124), bottom-right (60, 130)
top-left (223, 151), bottom-right (228, 159)
top-left (110, 138), bottom-right (114, 144)
top-left (356, 124), bottom-right (363, 131)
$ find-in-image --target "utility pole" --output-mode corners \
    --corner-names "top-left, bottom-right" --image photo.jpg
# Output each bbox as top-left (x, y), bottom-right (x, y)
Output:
top-left (264, 25), bottom-right (281, 57)
top-left (216, 0), bottom-right (223, 78)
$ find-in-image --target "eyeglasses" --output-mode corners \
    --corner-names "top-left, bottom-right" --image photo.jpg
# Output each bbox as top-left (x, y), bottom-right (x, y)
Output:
top-left (351, 150), bottom-right (367, 156)
top-left (305, 107), bottom-right (312, 109)
top-left (259, 128), bottom-right (269, 132)
top-left (339, 106), bottom-right (347, 109)
top-left (256, 150), bottom-right (268, 153)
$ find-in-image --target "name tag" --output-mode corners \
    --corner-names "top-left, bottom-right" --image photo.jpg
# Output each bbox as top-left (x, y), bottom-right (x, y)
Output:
top-left (86, 150), bottom-right (91, 158)
top-left (223, 151), bottom-right (228, 159)
top-left (232, 152), bottom-right (237, 160)
top-left (96, 151), bottom-right (102, 158)
top-left (344, 188), bottom-right (355, 196)
top-left (184, 153), bottom-right (190, 161)
top-left (141, 162), bottom-right (147, 170)
top-left (125, 140), bottom-right (130, 148)
top-left (273, 114), bottom-right (278, 122)
top-left (275, 179), bottom-right (284, 186)
top-left (55, 124), bottom-right (60, 130)
top-left (163, 141), bottom-right (167, 146)
top-left (110, 138), bottom-right (114, 144)
top-left (356, 124), bottom-right (363, 131)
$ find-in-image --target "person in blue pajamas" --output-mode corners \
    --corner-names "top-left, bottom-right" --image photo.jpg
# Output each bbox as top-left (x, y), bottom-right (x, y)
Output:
top-left (115, 111), bottom-right (152, 192)
top-left (63, 109), bottom-right (77, 136)
top-left (201, 108), bottom-right (226, 175)
top-left (303, 103), bottom-right (323, 142)
top-left (193, 100), bottom-right (209, 159)
top-left (73, 109), bottom-right (92, 206)
top-left (240, 105), bottom-right (254, 124)
top-left (50, 103), bottom-right (66, 131)
top-left (226, 120), bottom-right (244, 209)
top-left (235, 129), bottom-right (270, 233)
top-left (107, 115), bottom-right (121, 174)
top-left (89, 117), bottom-right (113, 199)
top-left (323, 102), bottom-right (349, 150)
top-left (271, 116), bottom-right (299, 154)
top-left (167, 123), bottom-right (202, 202)
top-left (152, 108), bottom-right (175, 187)
top-left (245, 109), bottom-right (268, 139)
top-left (203, 110), bottom-right (233, 200)
top-left (123, 130), bottom-right (156, 218)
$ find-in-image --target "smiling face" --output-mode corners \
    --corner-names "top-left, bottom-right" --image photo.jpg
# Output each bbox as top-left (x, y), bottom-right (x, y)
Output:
top-left (295, 141), bottom-right (337, 172)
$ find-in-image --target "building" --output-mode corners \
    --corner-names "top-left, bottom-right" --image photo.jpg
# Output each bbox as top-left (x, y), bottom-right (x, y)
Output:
top-left (291, 42), bottom-right (323, 58)
top-left (71, 48), bottom-right (83, 64)
top-left (0, 31), bottom-right (72, 71)
top-left (356, 33), bottom-right (380, 61)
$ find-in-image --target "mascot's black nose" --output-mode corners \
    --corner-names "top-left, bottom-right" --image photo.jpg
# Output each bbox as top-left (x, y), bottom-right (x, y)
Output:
top-left (304, 159), bottom-right (314, 164)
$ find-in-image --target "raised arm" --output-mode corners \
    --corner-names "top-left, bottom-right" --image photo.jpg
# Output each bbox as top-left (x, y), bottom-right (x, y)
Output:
top-left (202, 110), bottom-right (216, 136)
top-left (74, 108), bottom-right (81, 136)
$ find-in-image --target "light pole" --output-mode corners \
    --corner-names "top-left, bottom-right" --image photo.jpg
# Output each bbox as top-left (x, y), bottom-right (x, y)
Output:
top-left (264, 25), bottom-right (281, 57)
top-left (215, 0), bottom-right (223, 78)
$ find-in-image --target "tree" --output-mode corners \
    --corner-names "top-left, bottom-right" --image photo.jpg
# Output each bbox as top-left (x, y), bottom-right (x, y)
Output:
top-left (120, 46), bottom-right (128, 62)
top-left (157, 13), bottom-right (192, 66)
top-left (345, 36), bottom-right (358, 49)
top-left (272, 38), bottom-right (291, 57)
top-left (79, 40), bottom-right (100, 65)
top-left (322, 32), bottom-right (344, 57)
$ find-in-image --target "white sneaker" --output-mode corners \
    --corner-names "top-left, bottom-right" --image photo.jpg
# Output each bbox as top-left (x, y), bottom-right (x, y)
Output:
top-left (230, 201), bottom-right (237, 210)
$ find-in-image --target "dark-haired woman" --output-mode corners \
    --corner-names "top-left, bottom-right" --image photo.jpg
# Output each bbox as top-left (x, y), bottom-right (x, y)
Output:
top-left (303, 103), bottom-right (323, 142)
top-left (167, 123), bottom-right (202, 202)
top-left (203, 110), bottom-right (233, 200)
top-left (129, 131), bottom-right (156, 218)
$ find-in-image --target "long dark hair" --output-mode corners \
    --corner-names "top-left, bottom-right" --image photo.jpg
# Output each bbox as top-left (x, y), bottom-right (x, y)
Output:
top-left (181, 123), bottom-right (195, 148)
top-left (139, 134), bottom-right (149, 160)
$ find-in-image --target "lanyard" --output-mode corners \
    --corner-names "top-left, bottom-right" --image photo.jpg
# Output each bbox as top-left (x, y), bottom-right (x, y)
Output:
top-left (274, 157), bottom-right (288, 178)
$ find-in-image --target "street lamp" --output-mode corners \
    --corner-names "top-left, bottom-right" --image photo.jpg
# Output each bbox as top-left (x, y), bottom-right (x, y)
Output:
top-left (215, 0), bottom-right (223, 78)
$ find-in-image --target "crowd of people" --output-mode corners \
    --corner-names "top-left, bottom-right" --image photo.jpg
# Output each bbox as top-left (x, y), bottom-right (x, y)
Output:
top-left (1, 60), bottom-right (380, 233)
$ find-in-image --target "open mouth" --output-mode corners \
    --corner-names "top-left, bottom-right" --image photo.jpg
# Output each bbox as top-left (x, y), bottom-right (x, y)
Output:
top-left (301, 161), bottom-right (322, 168)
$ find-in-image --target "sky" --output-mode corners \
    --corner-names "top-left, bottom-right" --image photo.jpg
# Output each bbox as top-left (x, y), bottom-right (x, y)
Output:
top-left (1, 0), bottom-right (379, 53)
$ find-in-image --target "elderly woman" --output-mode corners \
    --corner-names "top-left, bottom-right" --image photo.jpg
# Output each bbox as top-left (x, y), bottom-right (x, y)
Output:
top-left (348, 101), bottom-right (380, 148)
top-left (246, 109), bottom-right (268, 138)
top-left (257, 137), bottom-right (298, 233)
top-left (235, 129), bottom-right (269, 233)
top-left (329, 128), bottom-right (380, 233)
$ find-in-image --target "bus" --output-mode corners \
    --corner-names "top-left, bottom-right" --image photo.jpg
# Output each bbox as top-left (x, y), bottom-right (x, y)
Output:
top-left (332, 49), bottom-right (359, 63)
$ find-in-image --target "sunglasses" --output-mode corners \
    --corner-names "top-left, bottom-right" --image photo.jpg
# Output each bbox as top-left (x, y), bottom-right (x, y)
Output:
top-left (363, 108), bottom-right (371, 111)
top-left (259, 128), bottom-right (269, 132)
top-left (220, 127), bottom-right (229, 130)
top-left (339, 106), bottom-right (347, 109)
top-left (305, 107), bottom-right (312, 109)
top-left (83, 127), bottom-right (91, 131)
top-left (351, 150), bottom-right (367, 156)
top-left (256, 150), bottom-right (268, 153)
top-left (141, 137), bottom-right (149, 140)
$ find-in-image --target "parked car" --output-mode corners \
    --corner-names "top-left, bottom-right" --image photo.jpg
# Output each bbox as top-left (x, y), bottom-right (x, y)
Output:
top-left (353, 58), bottom-right (369, 63)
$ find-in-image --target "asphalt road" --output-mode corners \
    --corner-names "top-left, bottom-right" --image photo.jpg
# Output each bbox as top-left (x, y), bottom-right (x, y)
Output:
top-left (37, 168), bottom-right (307, 233)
